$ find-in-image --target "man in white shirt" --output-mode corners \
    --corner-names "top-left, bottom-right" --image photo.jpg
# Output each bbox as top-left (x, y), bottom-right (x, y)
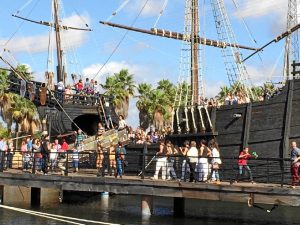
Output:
top-left (187, 141), bottom-right (199, 182)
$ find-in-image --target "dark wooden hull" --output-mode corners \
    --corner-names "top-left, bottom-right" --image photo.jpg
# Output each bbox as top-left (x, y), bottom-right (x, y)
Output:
top-left (168, 78), bottom-right (299, 160)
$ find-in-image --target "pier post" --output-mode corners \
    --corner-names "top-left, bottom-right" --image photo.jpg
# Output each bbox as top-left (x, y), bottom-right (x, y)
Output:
top-left (0, 185), bottom-right (3, 204)
top-left (141, 195), bottom-right (153, 216)
top-left (31, 187), bottom-right (41, 206)
top-left (173, 197), bottom-right (185, 217)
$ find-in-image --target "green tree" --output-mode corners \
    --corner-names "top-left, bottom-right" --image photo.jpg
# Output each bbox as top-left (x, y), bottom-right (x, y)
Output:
top-left (102, 69), bottom-right (135, 119)
top-left (136, 83), bottom-right (152, 130)
top-left (0, 66), bottom-right (40, 135)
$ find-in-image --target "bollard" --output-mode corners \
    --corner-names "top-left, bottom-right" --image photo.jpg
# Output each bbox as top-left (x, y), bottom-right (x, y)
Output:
top-left (141, 195), bottom-right (153, 217)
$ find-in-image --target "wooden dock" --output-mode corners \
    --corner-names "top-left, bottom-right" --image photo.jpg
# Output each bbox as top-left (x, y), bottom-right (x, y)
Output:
top-left (0, 169), bottom-right (299, 208)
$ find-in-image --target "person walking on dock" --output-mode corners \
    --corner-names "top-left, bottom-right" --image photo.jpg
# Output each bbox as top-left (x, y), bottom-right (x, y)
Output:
top-left (179, 140), bottom-right (190, 181)
top-left (198, 139), bottom-right (210, 182)
top-left (187, 141), bottom-right (199, 182)
top-left (235, 147), bottom-right (254, 184)
top-left (208, 140), bottom-right (221, 184)
top-left (290, 141), bottom-right (300, 189)
top-left (152, 140), bottom-right (168, 180)
top-left (40, 135), bottom-right (50, 175)
top-left (166, 141), bottom-right (178, 180)
top-left (115, 142), bottom-right (126, 178)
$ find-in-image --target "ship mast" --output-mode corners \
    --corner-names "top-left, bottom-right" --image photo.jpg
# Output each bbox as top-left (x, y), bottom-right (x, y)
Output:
top-left (53, 0), bottom-right (64, 85)
top-left (12, 0), bottom-right (92, 86)
top-left (191, 0), bottom-right (199, 104)
top-left (284, 0), bottom-right (300, 81)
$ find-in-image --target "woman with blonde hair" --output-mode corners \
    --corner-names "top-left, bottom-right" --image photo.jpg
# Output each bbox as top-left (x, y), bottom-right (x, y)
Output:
top-left (209, 139), bottom-right (222, 184)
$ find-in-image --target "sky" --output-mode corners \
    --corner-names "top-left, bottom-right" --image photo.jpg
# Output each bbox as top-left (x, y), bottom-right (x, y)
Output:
top-left (0, 0), bottom-right (291, 129)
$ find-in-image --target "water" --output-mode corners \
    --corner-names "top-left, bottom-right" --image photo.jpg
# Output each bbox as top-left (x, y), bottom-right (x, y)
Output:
top-left (0, 193), bottom-right (300, 225)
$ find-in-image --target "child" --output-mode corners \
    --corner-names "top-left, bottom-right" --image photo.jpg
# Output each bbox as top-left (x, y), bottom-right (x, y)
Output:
top-left (23, 151), bottom-right (32, 172)
top-left (73, 140), bottom-right (84, 173)
top-left (235, 147), bottom-right (255, 184)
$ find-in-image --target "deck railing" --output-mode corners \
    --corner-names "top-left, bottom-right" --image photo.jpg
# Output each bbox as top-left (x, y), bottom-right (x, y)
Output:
top-left (0, 147), bottom-right (293, 187)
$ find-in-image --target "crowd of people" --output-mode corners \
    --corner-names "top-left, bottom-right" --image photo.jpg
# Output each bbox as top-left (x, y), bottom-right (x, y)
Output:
top-left (1, 128), bottom-right (300, 188)
top-left (150, 139), bottom-right (255, 184)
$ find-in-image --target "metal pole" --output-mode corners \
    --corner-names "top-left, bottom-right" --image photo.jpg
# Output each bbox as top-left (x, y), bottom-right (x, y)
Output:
top-left (141, 142), bottom-right (147, 179)
top-left (65, 151), bottom-right (68, 176)
top-left (0, 151), bottom-right (4, 172)
top-left (48, 114), bottom-right (52, 142)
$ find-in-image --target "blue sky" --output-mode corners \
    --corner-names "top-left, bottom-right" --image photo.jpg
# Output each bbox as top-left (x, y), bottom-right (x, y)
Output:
top-left (0, 0), bottom-right (290, 128)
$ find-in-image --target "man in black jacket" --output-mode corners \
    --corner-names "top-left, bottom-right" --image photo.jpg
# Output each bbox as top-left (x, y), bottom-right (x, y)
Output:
top-left (41, 135), bottom-right (50, 175)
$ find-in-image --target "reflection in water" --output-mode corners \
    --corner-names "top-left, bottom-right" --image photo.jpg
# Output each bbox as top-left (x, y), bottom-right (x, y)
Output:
top-left (0, 189), bottom-right (300, 225)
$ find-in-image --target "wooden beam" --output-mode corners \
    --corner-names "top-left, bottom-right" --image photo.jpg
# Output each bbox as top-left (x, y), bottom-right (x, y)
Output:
top-left (282, 80), bottom-right (294, 158)
top-left (243, 103), bottom-right (252, 147)
top-left (100, 21), bottom-right (258, 51)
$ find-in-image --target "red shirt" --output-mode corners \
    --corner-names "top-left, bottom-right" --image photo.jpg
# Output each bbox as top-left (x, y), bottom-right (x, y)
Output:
top-left (76, 82), bottom-right (83, 91)
top-left (61, 142), bottom-right (69, 151)
top-left (238, 151), bottom-right (252, 165)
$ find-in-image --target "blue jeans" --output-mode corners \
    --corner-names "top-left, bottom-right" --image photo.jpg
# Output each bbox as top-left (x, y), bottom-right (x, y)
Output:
top-left (237, 165), bottom-right (253, 181)
top-left (73, 160), bottom-right (79, 169)
top-left (116, 159), bottom-right (123, 177)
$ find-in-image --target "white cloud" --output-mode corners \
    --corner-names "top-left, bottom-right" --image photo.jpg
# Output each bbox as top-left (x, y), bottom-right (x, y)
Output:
top-left (0, 14), bottom-right (90, 54)
top-left (232, 0), bottom-right (287, 35)
top-left (204, 80), bottom-right (225, 98)
top-left (246, 64), bottom-right (282, 86)
top-left (233, 0), bottom-right (286, 19)
top-left (82, 60), bottom-right (153, 84)
top-left (125, 0), bottom-right (165, 17)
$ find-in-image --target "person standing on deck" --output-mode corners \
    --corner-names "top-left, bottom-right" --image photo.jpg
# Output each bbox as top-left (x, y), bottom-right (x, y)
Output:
top-left (118, 115), bottom-right (127, 130)
top-left (198, 139), bottom-right (210, 182)
top-left (235, 147), bottom-right (255, 184)
top-left (290, 141), bottom-right (300, 189)
top-left (151, 140), bottom-right (167, 180)
top-left (115, 141), bottom-right (126, 178)
top-left (166, 141), bottom-right (178, 180)
top-left (75, 129), bottom-right (86, 148)
top-left (179, 140), bottom-right (190, 181)
top-left (187, 141), bottom-right (199, 182)
top-left (209, 140), bottom-right (222, 184)
top-left (40, 135), bottom-right (50, 175)
top-left (96, 123), bottom-right (105, 177)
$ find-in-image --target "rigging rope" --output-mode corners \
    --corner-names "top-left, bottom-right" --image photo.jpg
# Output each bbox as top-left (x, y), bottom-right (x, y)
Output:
top-left (153, 0), bottom-right (169, 28)
top-left (93, 0), bottom-right (151, 80)
top-left (0, 54), bottom-right (87, 137)
top-left (106, 0), bottom-right (131, 22)
top-left (0, 204), bottom-right (120, 225)
top-left (1, 0), bottom-right (41, 55)
top-left (231, 0), bottom-right (264, 64)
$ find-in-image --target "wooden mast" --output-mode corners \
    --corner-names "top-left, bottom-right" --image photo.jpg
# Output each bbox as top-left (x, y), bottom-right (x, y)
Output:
top-left (12, 1), bottom-right (92, 86)
top-left (191, 0), bottom-right (199, 104)
top-left (53, 0), bottom-right (64, 85)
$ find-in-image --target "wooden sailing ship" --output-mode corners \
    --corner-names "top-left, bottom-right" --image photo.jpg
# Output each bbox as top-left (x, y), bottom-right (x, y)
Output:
top-left (5, 0), bottom-right (119, 138)
top-left (4, 0), bottom-right (300, 164)
top-left (99, 0), bottom-right (300, 162)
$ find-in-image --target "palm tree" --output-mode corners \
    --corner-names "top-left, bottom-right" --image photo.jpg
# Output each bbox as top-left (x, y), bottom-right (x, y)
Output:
top-left (102, 69), bottom-right (135, 119)
top-left (15, 64), bottom-right (33, 81)
top-left (218, 86), bottom-right (230, 104)
top-left (11, 95), bottom-right (41, 134)
top-left (0, 69), bottom-right (13, 133)
top-left (0, 67), bottom-right (40, 135)
top-left (148, 89), bottom-right (172, 131)
top-left (136, 83), bottom-right (152, 130)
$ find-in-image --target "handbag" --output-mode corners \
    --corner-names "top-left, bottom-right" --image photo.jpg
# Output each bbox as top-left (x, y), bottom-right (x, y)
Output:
top-left (124, 160), bottom-right (129, 167)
